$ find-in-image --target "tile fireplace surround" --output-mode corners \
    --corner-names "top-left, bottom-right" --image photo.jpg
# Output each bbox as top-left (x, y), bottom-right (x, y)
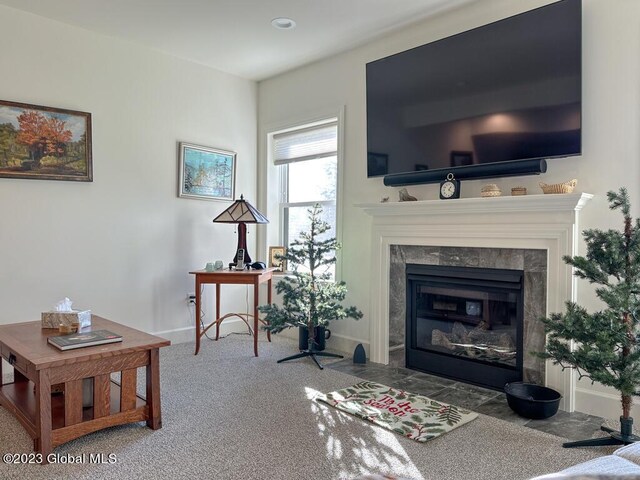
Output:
top-left (357, 192), bottom-right (593, 412)
top-left (390, 245), bottom-right (547, 385)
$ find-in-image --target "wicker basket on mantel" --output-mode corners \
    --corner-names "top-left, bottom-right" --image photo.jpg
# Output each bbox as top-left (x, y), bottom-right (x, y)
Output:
top-left (539, 179), bottom-right (577, 194)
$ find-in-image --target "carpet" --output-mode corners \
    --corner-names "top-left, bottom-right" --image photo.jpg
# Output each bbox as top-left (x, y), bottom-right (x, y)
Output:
top-left (0, 335), bottom-right (602, 480)
top-left (317, 381), bottom-right (477, 442)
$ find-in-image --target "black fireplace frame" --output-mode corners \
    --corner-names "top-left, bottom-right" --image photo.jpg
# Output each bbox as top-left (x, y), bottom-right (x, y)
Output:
top-left (405, 264), bottom-right (524, 390)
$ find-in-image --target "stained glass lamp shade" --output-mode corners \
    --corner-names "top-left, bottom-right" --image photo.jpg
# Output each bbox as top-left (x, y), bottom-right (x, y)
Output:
top-left (212, 195), bottom-right (269, 265)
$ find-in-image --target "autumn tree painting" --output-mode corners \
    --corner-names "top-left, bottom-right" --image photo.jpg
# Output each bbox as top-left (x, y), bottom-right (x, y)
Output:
top-left (16, 111), bottom-right (73, 167)
top-left (0, 100), bottom-right (92, 182)
top-left (0, 123), bottom-right (16, 168)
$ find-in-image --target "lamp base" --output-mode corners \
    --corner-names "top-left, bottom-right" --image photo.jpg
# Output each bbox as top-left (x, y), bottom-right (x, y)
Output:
top-left (232, 222), bottom-right (252, 265)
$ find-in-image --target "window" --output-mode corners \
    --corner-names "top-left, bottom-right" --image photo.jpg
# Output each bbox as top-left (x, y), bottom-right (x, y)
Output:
top-left (272, 118), bottom-right (339, 277)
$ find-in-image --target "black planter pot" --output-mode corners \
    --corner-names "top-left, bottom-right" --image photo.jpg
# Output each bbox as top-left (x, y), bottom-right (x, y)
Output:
top-left (298, 326), bottom-right (331, 351)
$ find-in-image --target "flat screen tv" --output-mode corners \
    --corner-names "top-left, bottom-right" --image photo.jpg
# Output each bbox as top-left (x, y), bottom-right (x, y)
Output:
top-left (366, 0), bottom-right (581, 185)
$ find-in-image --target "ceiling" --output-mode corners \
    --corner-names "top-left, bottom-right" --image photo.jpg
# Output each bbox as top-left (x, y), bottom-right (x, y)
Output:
top-left (0, 0), bottom-right (476, 81)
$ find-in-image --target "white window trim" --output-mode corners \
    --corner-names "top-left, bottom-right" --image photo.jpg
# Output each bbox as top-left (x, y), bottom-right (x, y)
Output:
top-left (259, 106), bottom-right (345, 281)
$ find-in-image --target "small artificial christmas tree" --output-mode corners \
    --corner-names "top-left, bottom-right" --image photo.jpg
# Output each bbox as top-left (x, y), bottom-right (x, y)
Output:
top-left (259, 204), bottom-right (362, 369)
top-left (540, 188), bottom-right (640, 447)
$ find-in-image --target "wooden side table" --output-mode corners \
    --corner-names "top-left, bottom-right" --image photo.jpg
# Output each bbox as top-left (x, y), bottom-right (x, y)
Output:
top-left (0, 316), bottom-right (170, 463)
top-left (189, 267), bottom-right (276, 357)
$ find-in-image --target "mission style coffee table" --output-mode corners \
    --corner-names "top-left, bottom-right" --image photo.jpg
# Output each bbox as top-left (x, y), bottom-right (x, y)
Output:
top-left (0, 316), bottom-right (170, 463)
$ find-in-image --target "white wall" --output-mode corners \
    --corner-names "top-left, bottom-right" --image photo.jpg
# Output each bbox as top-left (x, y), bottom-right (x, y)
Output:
top-left (0, 5), bottom-right (258, 342)
top-left (258, 0), bottom-right (640, 418)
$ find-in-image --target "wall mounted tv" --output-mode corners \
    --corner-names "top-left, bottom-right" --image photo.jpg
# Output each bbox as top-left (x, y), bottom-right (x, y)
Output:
top-left (366, 0), bottom-right (581, 186)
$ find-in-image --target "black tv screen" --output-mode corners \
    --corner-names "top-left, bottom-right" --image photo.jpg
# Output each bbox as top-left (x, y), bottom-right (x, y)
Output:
top-left (366, 0), bottom-right (581, 180)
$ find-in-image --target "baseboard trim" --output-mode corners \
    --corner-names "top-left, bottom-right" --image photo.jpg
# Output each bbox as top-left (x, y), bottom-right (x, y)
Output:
top-left (276, 328), bottom-right (369, 358)
top-left (152, 318), bottom-right (248, 345)
top-left (327, 333), bottom-right (370, 358)
top-left (158, 322), bottom-right (371, 360)
top-left (575, 386), bottom-right (640, 419)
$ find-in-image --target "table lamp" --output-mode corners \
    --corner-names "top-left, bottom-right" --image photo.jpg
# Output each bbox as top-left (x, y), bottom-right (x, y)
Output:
top-left (212, 194), bottom-right (268, 265)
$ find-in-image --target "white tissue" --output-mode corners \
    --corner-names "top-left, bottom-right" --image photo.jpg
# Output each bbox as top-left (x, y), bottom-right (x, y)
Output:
top-left (54, 297), bottom-right (74, 312)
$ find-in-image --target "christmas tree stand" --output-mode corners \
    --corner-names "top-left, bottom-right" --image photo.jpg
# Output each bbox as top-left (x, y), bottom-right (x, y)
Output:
top-left (277, 347), bottom-right (343, 370)
top-left (563, 417), bottom-right (640, 448)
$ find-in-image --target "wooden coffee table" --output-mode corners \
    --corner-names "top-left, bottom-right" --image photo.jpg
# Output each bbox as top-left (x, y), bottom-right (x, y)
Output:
top-left (0, 316), bottom-right (170, 463)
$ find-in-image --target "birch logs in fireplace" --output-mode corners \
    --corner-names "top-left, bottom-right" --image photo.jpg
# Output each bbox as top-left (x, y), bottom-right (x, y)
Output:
top-left (432, 321), bottom-right (516, 364)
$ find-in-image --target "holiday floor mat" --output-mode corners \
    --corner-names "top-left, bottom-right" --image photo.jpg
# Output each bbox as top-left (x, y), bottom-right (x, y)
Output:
top-left (317, 381), bottom-right (478, 442)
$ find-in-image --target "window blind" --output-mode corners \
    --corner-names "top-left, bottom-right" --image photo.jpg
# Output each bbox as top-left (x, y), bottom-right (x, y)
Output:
top-left (273, 121), bottom-right (337, 165)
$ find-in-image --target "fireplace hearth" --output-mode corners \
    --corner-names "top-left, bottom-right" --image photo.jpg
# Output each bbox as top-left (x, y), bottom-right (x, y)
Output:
top-left (406, 264), bottom-right (524, 390)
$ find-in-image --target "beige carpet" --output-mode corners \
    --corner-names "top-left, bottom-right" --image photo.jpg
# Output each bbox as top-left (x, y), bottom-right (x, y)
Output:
top-left (0, 335), bottom-right (602, 480)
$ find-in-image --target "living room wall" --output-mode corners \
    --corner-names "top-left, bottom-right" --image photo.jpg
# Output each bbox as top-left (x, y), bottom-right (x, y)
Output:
top-left (0, 5), bottom-right (258, 340)
top-left (257, 0), bottom-right (640, 418)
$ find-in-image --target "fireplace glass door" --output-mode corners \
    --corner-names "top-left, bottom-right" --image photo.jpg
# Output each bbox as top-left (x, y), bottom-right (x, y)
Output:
top-left (406, 264), bottom-right (524, 389)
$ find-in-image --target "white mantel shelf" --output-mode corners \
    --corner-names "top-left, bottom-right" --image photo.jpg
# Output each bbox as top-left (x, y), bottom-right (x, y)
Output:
top-left (356, 192), bottom-right (593, 217)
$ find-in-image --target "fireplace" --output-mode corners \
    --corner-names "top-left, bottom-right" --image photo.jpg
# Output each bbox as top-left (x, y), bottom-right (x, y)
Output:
top-left (358, 193), bottom-right (593, 412)
top-left (406, 264), bottom-right (524, 390)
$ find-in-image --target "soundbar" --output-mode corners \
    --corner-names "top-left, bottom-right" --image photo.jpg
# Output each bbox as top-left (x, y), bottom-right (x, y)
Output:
top-left (382, 158), bottom-right (547, 187)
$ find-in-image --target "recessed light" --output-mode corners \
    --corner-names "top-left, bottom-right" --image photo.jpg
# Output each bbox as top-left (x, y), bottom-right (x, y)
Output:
top-left (271, 17), bottom-right (296, 30)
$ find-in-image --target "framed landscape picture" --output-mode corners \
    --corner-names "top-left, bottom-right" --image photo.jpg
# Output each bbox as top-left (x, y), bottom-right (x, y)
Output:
top-left (269, 246), bottom-right (286, 272)
top-left (0, 100), bottom-right (92, 182)
top-left (179, 142), bottom-right (236, 201)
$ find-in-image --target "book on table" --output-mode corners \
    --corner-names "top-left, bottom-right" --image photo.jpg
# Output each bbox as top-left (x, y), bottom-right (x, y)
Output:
top-left (47, 330), bottom-right (123, 351)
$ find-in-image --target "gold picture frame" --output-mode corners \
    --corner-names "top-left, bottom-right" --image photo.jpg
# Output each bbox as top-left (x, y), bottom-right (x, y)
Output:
top-left (269, 246), bottom-right (286, 272)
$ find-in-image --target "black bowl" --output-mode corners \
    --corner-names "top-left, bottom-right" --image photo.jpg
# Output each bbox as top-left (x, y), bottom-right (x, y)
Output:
top-left (504, 382), bottom-right (562, 419)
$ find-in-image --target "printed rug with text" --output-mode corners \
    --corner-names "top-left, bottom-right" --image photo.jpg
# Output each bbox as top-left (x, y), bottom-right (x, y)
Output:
top-left (317, 381), bottom-right (478, 442)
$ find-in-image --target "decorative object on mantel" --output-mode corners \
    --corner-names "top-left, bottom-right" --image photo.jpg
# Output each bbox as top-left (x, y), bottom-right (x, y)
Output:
top-left (511, 186), bottom-right (527, 196)
top-left (354, 192), bottom-right (594, 219)
top-left (480, 184), bottom-right (501, 197)
top-left (380, 196), bottom-right (389, 203)
top-left (259, 204), bottom-right (362, 369)
top-left (539, 178), bottom-right (577, 194)
top-left (539, 188), bottom-right (640, 448)
top-left (439, 172), bottom-right (460, 200)
top-left (398, 188), bottom-right (417, 201)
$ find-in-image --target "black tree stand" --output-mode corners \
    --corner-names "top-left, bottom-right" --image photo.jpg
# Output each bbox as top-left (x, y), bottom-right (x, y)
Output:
top-left (563, 416), bottom-right (640, 448)
top-left (277, 349), bottom-right (343, 370)
top-left (277, 338), bottom-right (343, 370)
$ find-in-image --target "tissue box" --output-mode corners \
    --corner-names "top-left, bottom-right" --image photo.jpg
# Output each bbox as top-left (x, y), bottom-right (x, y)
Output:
top-left (41, 310), bottom-right (92, 329)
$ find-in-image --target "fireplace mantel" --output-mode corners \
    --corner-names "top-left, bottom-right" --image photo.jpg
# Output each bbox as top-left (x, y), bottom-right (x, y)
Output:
top-left (355, 192), bottom-right (593, 217)
top-left (356, 191), bottom-right (593, 412)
